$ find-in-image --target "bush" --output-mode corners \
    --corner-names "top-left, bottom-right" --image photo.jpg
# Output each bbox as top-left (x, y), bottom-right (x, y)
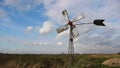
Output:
top-left (117, 52), bottom-right (120, 54)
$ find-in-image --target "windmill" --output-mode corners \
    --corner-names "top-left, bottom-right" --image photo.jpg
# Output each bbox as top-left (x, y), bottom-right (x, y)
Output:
top-left (56, 10), bottom-right (105, 65)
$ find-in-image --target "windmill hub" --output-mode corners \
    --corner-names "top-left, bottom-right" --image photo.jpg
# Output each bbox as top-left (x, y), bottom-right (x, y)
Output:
top-left (68, 21), bottom-right (73, 26)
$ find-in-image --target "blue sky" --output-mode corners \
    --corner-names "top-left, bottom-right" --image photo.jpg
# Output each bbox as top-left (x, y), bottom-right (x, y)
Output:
top-left (0, 0), bottom-right (120, 54)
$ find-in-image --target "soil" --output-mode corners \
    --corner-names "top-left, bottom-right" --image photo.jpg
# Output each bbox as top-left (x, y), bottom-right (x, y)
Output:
top-left (102, 58), bottom-right (120, 67)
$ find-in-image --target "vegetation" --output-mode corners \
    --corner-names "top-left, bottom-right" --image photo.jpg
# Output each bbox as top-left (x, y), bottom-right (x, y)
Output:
top-left (0, 54), bottom-right (120, 68)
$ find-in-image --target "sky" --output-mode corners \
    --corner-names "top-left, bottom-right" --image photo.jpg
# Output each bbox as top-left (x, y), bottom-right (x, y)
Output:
top-left (0, 0), bottom-right (120, 54)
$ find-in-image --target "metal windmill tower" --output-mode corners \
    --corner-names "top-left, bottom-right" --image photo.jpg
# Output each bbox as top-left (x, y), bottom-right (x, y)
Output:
top-left (56, 9), bottom-right (105, 65)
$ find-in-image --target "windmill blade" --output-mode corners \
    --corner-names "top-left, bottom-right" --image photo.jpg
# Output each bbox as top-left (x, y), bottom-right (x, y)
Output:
top-left (72, 13), bottom-right (85, 22)
top-left (57, 24), bottom-right (69, 34)
top-left (72, 26), bottom-right (79, 39)
top-left (62, 10), bottom-right (69, 22)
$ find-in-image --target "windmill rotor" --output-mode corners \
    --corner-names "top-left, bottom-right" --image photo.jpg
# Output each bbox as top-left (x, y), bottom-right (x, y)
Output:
top-left (59, 10), bottom-right (82, 38)
top-left (57, 10), bottom-right (83, 34)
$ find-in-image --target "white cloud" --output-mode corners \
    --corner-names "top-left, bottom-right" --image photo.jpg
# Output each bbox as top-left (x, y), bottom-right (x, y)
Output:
top-left (57, 41), bottom-right (63, 46)
top-left (105, 22), bottom-right (120, 30)
top-left (39, 21), bottom-right (54, 35)
top-left (44, 43), bottom-right (48, 46)
top-left (32, 41), bottom-right (38, 45)
top-left (25, 21), bottom-right (54, 35)
top-left (27, 0), bottom-right (42, 6)
top-left (24, 41), bottom-right (29, 44)
top-left (1, 0), bottom-right (120, 54)
top-left (24, 40), bottom-right (49, 46)
top-left (4, 0), bottom-right (20, 6)
top-left (38, 42), bottom-right (48, 46)
top-left (42, 0), bottom-right (120, 25)
top-left (38, 42), bottom-right (42, 45)
top-left (3, 0), bottom-right (43, 11)
top-left (75, 44), bottom-right (120, 54)
top-left (4, 0), bottom-right (31, 11)
top-left (25, 26), bottom-right (34, 34)
top-left (74, 26), bottom-right (120, 53)
top-left (0, 8), bottom-right (8, 18)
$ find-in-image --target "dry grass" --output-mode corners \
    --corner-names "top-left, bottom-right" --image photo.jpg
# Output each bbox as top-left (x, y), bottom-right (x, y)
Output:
top-left (0, 54), bottom-right (120, 68)
top-left (102, 58), bottom-right (120, 67)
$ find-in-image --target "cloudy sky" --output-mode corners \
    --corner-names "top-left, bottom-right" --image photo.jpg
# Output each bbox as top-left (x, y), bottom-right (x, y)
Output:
top-left (0, 0), bottom-right (120, 54)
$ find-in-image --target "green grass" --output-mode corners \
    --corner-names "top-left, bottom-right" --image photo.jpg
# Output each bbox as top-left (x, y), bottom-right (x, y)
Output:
top-left (0, 54), bottom-right (120, 68)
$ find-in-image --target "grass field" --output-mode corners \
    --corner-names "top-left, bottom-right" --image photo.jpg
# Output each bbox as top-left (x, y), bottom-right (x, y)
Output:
top-left (0, 54), bottom-right (120, 68)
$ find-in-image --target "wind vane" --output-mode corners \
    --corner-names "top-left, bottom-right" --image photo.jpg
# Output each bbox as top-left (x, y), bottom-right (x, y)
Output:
top-left (56, 9), bottom-right (105, 65)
